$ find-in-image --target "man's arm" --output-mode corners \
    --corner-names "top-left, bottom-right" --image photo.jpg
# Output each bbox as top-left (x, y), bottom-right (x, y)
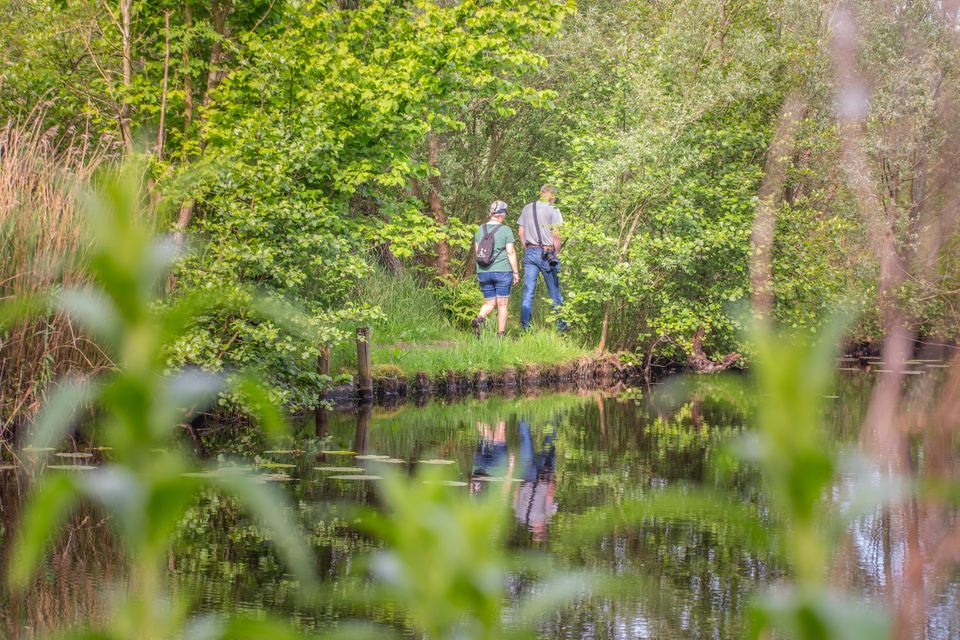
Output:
top-left (518, 226), bottom-right (526, 246)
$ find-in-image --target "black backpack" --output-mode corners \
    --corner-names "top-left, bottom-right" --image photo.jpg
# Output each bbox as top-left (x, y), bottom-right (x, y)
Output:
top-left (475, 223), bottom-right (504, 267)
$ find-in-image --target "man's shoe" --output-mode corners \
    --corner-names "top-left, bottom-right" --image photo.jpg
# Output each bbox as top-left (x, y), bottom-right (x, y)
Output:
top-left (497, 331), bottom-right (507, 339)
top-left (471, 316), bottom-right (485, 337)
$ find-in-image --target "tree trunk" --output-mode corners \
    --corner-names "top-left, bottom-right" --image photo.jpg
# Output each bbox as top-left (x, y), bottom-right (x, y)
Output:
top-left (181, 1), bottom-right (194, 158)
top-left (156, 10), bottom-right (172, 160)
top-left (687, 327), bottom-right (739, 373)
top-left (174, 0), bottom-right (231, 242)
top-left (205, 0), bottom-right (231, 101)
top-left (831, 13), bottom-right (910, 468)
top-left (427, 132), bottom-right (451, 277)
top-left (750, 90), bottom-right (806, 322)
top-left (596, 301), bottom-right (610, 353)
top-left (118, 0), bottom-right (134, 154)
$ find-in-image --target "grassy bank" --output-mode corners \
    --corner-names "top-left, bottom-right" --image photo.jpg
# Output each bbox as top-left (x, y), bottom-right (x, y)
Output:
top-left (329, 270), bottom-right (591, 378)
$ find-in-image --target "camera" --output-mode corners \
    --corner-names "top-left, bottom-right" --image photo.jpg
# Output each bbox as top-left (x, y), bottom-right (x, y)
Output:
top-left (543, 249), bottom-right (559, 268)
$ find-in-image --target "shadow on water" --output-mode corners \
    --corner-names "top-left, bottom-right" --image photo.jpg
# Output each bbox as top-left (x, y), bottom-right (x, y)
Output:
top-left (2, 371), bottom-right (959, 639)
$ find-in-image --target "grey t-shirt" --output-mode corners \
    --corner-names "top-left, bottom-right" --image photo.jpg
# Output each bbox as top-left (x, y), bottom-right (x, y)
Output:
top-left (517, 201), bottom-right (563, 246)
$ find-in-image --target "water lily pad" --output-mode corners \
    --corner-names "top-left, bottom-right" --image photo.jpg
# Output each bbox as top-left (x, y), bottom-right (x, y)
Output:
top-left (258, 473), bottom-right (293, 482)
top-left (418, 459), bottom-right (456, 465)
top-left (903, 370), bottom-right (925, 375)
top-left (471, 476), bottom-right (522, 483)
top-left (22, 446), bottom-right (55, 452)
top-left (328, 474), bottom-right (382, 481)
top-left (314, 466), bottom-right (365, 473)
top-left (925, 363), bottom-right (951, 368)
top-left (355, 454), bottom-right (391, 460)
top-left (437, 480), bottom-right (467, 487)
top-left (56, 452), bottom-right (93, 459)
top-left (257, 462), bottom-right (296, 469)
top-left (320, 450), bottom-right (357, 456)
top-left (264, 450), bottom-right (300, 455)
top-left (47, 465), bottom-right (97, 471)
top-left (370, 458), bottom-right (406, 464)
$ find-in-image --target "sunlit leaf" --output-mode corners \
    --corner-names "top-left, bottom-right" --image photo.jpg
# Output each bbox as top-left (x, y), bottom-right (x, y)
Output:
top-left (27, 378), bottom-right (96, 458)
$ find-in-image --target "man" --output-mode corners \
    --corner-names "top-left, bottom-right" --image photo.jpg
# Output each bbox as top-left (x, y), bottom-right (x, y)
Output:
top-left (517, 184), bottom-right (567, 331)
top-left (471, 200), bottom-right (520, 338)
top-left (513, 419), bottom-right (557, 543)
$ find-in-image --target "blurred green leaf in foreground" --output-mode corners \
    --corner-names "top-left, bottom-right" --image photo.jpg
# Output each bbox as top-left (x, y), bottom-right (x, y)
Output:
top-left (5, 167), bottom-right (318, 640)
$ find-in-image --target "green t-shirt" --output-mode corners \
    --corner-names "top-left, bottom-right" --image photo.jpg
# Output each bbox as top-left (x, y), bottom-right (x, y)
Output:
top-left (474, 222), bottom-right (515, 273)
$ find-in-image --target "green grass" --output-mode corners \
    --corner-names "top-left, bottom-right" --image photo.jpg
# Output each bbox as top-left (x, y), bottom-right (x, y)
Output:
top-left (329, 271), bottom-right (590, 377)
top-left (371, 330), bottom-right (588, 375)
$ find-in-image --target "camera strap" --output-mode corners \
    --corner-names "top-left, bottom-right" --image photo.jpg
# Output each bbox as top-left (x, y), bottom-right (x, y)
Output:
top-left (531, 200), bottom-right (547, 246)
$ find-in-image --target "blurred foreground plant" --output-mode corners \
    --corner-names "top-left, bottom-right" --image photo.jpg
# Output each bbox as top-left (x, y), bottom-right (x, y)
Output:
top-left (4, 169), bottom-right (323, 640)
top-left (740, 319), bottom-right (891, 639)
top-left (567, 317), bottom-right (893, 639)
top-left (362, 465), bottom-right (589, 640)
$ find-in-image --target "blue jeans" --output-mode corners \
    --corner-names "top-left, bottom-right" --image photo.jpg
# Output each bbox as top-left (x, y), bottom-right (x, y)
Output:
top-left (518, 420), bottom-right (557, 482)
top-left (477, 271), bottom-right (513, 300)
top-left (521, 247), bottom-right (567, 331)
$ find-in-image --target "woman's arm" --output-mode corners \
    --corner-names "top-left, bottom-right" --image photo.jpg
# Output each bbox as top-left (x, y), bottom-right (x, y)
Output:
top-left (506, 243), bottom-right (519, 285)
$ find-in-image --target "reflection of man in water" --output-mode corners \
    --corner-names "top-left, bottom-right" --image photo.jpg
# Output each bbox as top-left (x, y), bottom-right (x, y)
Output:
top-left (470, 420), bottom-right (513, 495)
top-left (514, 420), bottom-right (557, 543)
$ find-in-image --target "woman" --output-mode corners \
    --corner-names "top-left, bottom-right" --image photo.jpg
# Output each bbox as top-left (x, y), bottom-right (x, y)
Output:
top-left (472, 200), bottom-right (520, 337)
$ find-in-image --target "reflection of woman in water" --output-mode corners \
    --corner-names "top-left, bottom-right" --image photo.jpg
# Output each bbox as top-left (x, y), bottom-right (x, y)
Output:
top-left (469, 420), bottom-right (512, 495)
top-left (513, 419), bottom-right (557, 543)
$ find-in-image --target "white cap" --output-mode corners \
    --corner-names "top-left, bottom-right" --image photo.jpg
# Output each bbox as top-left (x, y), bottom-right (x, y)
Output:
top-left (489, 200), bottom-right (508, 216)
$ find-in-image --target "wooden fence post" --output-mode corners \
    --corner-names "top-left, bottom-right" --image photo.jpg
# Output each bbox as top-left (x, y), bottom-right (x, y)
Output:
top-left (355, 327), bottom-right (373, 399)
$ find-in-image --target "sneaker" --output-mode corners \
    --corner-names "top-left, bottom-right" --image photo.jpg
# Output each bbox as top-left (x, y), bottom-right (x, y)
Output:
top-left (497, 331), bottom-right (506, 339)
top-left (471, 316), bottom-right (485, 337)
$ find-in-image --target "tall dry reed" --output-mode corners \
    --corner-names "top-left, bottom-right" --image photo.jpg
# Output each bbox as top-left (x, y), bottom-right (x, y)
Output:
top-left (0, 117), bottom-right (111, 431)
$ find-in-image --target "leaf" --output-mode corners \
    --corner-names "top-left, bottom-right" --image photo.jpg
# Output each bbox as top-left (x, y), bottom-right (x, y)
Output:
top-left (8, 474), bottom-right (79, 589)
top-left (55, 287), bottom-right (122, 344)
top-left (211, 471), bottom-right (316, 589)
top-left (0, 293), bottom-right (49, 330)
top-left (27, 378), bottom-right (96, 458)
top-left (166, 368), bottom-right (226, 415)
top-left (514, 572), bottom-right (593, 625)
top-left (144, 475), bottom-right (203, 552)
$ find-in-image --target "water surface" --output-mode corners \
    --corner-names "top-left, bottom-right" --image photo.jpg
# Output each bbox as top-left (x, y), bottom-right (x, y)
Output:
top-left (3, 370), bottom-right (958, 639)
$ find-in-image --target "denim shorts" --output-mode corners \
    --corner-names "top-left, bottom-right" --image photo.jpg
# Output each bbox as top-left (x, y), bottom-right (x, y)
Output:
top-left (477, 271), bottom-right (513, 299)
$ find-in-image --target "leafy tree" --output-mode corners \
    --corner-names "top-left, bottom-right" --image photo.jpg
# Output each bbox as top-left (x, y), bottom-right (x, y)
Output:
top-left (167, 0), bottom-right (573, 406)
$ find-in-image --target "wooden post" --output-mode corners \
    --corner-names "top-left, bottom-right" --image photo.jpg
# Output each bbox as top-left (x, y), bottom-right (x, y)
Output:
top-left (355, 327), bottom-right (373, 399)
top-left (315, 342), bottom-right (331, 437)
top-left (354, 402), bottom-right (371, 455)
top-left (317, 342), bottom-right (331, 379)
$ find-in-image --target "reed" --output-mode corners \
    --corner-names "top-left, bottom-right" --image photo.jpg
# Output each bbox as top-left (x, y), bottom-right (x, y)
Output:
top-left (0, 116), bottom-right (110, 430)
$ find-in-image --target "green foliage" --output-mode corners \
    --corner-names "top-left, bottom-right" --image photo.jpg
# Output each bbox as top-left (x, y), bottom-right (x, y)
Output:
top-left (433, 277), bottom-right (486, 328)
top-left (6, 170), bottom-right (315, 639)
top-left (363, 466), bottom-right (588, 640)
top-left (166, 0), bottom-right (574, 406)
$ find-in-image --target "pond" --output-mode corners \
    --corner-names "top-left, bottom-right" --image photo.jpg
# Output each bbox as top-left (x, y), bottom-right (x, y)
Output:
top-left (3, 369), bottom-right (959, 639)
